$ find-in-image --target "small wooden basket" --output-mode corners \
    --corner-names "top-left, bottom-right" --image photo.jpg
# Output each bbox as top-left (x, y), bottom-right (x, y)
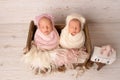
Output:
top-left (24, 20), bottom-right (93, 68)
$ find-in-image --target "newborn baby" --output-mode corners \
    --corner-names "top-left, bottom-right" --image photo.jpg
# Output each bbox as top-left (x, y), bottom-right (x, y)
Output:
top-left (23, 14), bottom-right (59, 74)
top-left (51, 14), bottom-right (88, 71)
top-left (60, 13), bottom-right (85, 49)
top-left (34, 14), bottom-right (59, 50)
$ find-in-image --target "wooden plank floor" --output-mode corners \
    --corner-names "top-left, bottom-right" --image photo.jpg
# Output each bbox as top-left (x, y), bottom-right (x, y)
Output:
top-left (0, 23), bottom-right (120, 80)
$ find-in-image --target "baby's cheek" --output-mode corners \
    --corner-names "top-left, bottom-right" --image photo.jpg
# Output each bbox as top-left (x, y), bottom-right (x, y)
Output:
top-left (50, 27), bottom-right (53, 31)
top-left (69, 28), bottom-right (74, 33)
top-left (40, 28), bottom-right (45, 33)
top-left (77, 29), bottom-right (81, 33)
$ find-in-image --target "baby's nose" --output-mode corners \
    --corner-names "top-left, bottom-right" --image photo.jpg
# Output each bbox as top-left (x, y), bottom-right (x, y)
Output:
top-left (73, 27), bottom-right (77, 31)
top-left (45, 26), bottom-right (48, 30)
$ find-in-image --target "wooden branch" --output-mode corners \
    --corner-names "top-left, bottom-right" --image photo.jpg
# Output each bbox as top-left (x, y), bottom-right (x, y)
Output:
top-left (25, 21), bottom-right (36, 53)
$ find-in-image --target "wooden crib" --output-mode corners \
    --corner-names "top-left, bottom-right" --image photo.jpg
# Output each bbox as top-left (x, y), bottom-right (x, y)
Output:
top-left (24, 20), bottom-right (93, 69)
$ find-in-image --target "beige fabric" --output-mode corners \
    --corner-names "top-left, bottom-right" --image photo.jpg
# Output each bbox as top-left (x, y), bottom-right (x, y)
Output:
top-left (22, 45), bottom-right (52, 70)
top-left (60, 13), bottom-right (85, 49)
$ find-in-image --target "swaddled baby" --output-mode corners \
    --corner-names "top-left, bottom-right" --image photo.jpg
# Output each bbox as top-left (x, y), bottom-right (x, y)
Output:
top-left (23, 14), bottom-right (59, 74)
top-left (51, 14), bottom-right (88, 70)
top-left (60, 13), bottom-right (85, 49)
top-left (34, 14), bottom-right (59, 50)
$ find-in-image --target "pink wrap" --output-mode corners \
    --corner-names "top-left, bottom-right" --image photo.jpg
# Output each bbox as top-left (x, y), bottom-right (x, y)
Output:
top-left (51, 48), bottom-right (88, 67)
top-left (34, 14), bottom-right (59, 50)
top-left (54, 49), bottom-right (78, 67)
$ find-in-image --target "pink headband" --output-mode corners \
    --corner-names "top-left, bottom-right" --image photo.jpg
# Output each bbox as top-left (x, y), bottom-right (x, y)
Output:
top-left (35, 14), bottom-right (54, 27)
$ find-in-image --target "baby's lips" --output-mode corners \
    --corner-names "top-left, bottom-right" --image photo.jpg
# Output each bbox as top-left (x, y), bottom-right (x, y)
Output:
top-left (44, 31), bottom-right (49, 35)
top-left (71, 32), bottom-right (76, 36)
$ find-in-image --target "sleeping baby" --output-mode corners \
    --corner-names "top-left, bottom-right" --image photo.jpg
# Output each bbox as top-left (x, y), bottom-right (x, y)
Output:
top-left (51, 14), bottom-right (89, 71)
top-left (23, 14), bottom-right (59, 74)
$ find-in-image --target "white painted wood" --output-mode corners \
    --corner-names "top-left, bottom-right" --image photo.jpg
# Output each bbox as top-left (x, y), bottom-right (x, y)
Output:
top-left (0, 23), bottom-right (120, 80)
top-left (0, 0), bottom-right (120, 24)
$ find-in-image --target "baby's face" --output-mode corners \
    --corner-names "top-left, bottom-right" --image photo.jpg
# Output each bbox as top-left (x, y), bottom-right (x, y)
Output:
top-left (68, 19), bottom-right (81, 36)
top-left (38, 17), bottom-right (53, 35)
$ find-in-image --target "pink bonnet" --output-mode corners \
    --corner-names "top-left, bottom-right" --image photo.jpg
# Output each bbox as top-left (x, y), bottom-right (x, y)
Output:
top-left (35, 14), bottom-right (54, 28)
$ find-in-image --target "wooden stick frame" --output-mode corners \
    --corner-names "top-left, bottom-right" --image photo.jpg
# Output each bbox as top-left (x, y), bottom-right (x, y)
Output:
top-left (25, 20), bottom-right (93, 68)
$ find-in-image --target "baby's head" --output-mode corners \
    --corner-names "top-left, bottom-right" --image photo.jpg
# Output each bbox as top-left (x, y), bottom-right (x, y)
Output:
top-left (38, 17), bottom-right (53, 35)
top-left (68, 19), bottom-right (81, 36)
top-left (35, 14), bottom-right (54, 35)
top-left (66, 13), bottom-right (86, 36)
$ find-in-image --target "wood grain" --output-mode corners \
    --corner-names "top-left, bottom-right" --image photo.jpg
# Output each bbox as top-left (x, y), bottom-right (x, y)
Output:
top-left (0, 0), bottom-right (120, 24)
top-left (0, 23), bottom-right (120, 80)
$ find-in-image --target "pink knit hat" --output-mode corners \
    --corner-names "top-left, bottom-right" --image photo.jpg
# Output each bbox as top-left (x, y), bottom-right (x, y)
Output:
top-left (35, 14), bottom-right (54, 28)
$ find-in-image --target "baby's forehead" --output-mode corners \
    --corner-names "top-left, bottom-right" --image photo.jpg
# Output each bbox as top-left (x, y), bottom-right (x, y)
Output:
top-left (70, 18), bottom-right (81, 23)
top-left (39, 17), bottom-right (51, 22)
top-left (38, 17), bottom-right (53, 26)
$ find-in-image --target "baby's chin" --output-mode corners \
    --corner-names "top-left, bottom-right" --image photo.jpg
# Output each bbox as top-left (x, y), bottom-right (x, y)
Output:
top-left (71, 31), bottom-right (81, 36)
top-left (71, 33), bottom-right (77, 36)
top-left (43, 31), bottom-right (51, 35)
